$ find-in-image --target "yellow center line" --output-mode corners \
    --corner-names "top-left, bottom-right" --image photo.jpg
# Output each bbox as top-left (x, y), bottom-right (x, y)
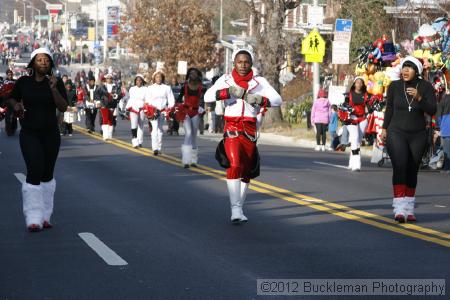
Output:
top-left (72, 125), bottom-right (450, 248)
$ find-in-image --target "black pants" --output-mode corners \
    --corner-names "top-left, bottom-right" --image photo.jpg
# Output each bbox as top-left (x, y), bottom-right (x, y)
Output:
top-left (85, 109), bottom-right (97, 131)
top-left (20, 129), bottom-right (60, 185)
top-left (62, 122), bottom-right (73, 134)
top-left (386, 129), bottom-right (427, 188)
top-left (315, 123), bottom-right (327, 145)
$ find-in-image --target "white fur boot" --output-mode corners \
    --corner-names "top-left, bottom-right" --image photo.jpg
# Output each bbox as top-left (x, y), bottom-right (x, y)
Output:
top-left (22, 183), bottom-right (44, 229)
top-left (181, 144), bottom-right (192, 168)
top-left (132, 137), bottom-right (139, 148)
top-left (41, 179), bottom-right (56, 228)
top-left (392, 197), bottom-right (407, 223)
top-left (227, 179), bottom-right (243, 222)
top-left (191, 148), bottom-right (198, 166)
top-left (108, 125), bottom-right (114, 139)
top-left (102, 125), bottom-right (109, 141)
top-left (404, 196), bottom-right (416, 221)
top-left (239, 181), bottom-right (249, 222)
top-left (352, 154), bottom-right (361, 171)
top-left (348, 153), bottom-right (353, 170)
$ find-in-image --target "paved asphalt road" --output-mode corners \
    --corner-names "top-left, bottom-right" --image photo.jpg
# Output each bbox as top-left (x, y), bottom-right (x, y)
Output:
top-left (1, 92), bottom-right (449, 298)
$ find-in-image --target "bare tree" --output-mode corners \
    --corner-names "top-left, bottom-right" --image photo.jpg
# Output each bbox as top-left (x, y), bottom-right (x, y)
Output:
top-left (120, 0), bottom-right (217, 80)
top-left (245, 0), bottom-right (302, 126)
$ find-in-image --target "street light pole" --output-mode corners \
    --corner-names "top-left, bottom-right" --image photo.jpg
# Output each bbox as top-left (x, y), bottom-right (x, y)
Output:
top-left (219, 0), bottom-right (223, 40)
top-left (312, 0), bottom-right (320, 101)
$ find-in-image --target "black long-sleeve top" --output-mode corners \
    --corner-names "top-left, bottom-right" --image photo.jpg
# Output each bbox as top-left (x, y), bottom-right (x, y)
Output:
top-left (382, 79), bottom-right (436, 132)
top-left (10, 76), bottom-right (67, 131)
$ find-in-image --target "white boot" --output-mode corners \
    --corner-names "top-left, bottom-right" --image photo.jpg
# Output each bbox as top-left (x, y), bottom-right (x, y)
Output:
top-left (351, 154), bottom-right (361, 171)
top-left (239, 181), bottom-right (249, 222)
top-left (191, 148), bottom-right (198, 166)
top-left (22, 182), bottom-right (44, 229)
top-left (392, 197), bottom-right (407, 222)
top-left (405, 196), bottom-right (416, 221)
top-left (348, 153), bottom-right (353, 169)
top-left (132, 137), bottom-right (139, 148)
top-left (102, 125), bottom-right (109, 141)
top-left (181, 144), bottom-right (192, 167)
top-left (108, 125), bottom-right (114, 139)
top-left (227, 179), bottom-right (243, 222)
top-left (41, 179), bottom-right (56, 227)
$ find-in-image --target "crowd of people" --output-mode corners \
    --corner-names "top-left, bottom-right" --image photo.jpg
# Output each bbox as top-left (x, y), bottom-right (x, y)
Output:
top-left (1, 41), bottom-right (448, 232)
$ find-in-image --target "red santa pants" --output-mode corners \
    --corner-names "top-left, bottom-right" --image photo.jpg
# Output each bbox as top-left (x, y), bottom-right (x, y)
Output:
top-left (100, 108), bottom-right (114, 125)
top-left (225, 135), bottom-right (256, 183)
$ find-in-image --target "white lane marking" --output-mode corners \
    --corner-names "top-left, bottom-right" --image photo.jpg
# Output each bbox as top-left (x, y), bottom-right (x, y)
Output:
top-left (313, 161), bottom-right (348, 169)
top-left (435, 205), bottom-right (447, 208)
top-left (14, 173), bottom-right (26, 184)
top-left (78, 232), bottom-right (128, 266)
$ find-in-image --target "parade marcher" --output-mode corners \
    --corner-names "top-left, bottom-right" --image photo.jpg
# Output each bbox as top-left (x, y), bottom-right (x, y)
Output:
top-left (381, 56), bottom-right (437, 223)
top-left (178, 68), bottom-right (205, 167)
top-left (345, 77), bottom-right (371, 171)
top-left (8, 47), bottom-right (68, 232)
top-left (204, 49), bottom-right (282, 223)
top-left (126, 74), bottom-right (147, 148)
top-left (62, 82), bottom-right (77, 136)
top-left (75, 81), bottom-right (85, 122)
top-left (144, 70), bottom-right (175, 155)
top-left (311, 88), bottom-right (331, 151)
top-left (100, 73), bottom-right (119, 141)
top-left (84, 75), bottom-right (102, 133)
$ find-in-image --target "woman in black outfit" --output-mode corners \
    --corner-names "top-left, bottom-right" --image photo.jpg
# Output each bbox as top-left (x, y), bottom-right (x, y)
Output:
top-left (9, 48), bottom-right (68, 232)
top-left (381, 56), bottom-right (436, 223)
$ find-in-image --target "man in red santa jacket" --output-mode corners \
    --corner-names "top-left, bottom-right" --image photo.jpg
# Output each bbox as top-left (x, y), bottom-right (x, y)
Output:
top-left (204, 48), bottom-right (282, 223)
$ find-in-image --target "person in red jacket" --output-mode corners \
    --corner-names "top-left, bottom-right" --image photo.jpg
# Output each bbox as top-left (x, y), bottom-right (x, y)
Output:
top-left (345, 77), bottom-right (371, 171)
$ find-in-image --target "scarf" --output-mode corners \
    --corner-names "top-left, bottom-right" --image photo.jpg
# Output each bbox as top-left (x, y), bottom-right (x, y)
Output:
top-left (232, 68), bottom-right (253, 90)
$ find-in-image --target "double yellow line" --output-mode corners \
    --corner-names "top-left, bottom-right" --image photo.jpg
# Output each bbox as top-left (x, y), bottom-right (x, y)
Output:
top-left (73, 125), bottom-right (450, 248)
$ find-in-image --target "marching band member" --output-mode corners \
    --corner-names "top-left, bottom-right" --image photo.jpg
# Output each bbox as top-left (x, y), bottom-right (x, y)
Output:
top-left (345, 77), bottom-right (371, 171)
top-left (204, 49), bottom-right (282, 223)
top-left (144, 70), bottom-right (175, 155)
top-left (101, 73), bottom-right (121, 141)
top-left (381, 57), bottom-right (436, 223)
top-left (126, 74), bottom-right (147, 148)
top-left (84, 75), bottom-right (103, 134)
top-left (178, 68), bottom-right (205, 168)
top-left (8, 47), bottom-right (68, 232)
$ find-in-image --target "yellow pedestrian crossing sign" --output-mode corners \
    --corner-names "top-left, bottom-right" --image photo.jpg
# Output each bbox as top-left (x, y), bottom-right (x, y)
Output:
top-left (301, 29), bottom-right (326, 57)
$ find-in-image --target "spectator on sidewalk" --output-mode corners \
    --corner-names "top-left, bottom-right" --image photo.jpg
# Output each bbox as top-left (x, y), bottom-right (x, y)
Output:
top-left (437, 93), bottom-right (450, 174)
top-left (311, 89), bottom-right (331, 151)
top-left (329, 104), bottom-right (339, 150)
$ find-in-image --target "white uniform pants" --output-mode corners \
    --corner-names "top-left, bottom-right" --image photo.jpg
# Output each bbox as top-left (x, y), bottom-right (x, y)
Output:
top-left (150, 116), bottom-right (163, 151)
top-left (130, 111), bottom-right (145, 145)
top-left (208, 111), bottom-right (215, 133)
top-left (347, 119), bottom-right (368, 150)
top-left (183, 114), bottom-right (200, 149)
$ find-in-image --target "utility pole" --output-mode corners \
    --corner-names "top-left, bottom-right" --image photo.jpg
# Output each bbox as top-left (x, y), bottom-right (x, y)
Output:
top-left (219, 0), bottom-right (223, 40)
top-left (312, 0), bottom-right (320, 101)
